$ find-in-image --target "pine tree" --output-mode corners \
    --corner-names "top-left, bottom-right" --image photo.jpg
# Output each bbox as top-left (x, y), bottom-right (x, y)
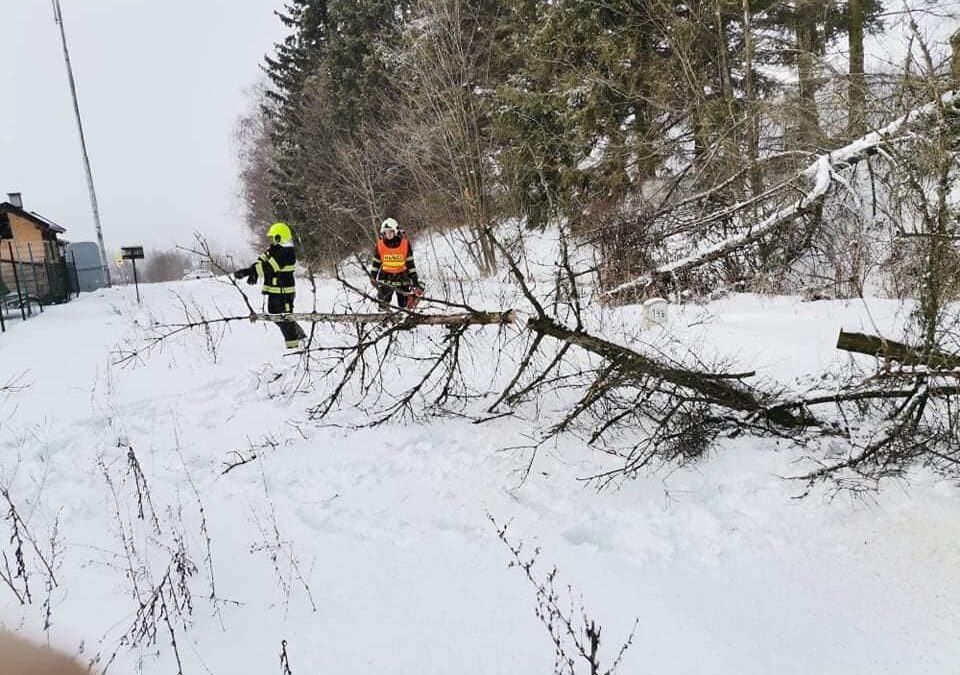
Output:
top-left (493, 0), bottom-right (668, 229)
top-left (848, 0), bottom-right (866, 136)
top-left (263, 0), bottom-right (329, 114)
top-left (261, 0), bottom-right (330, 258)
top-left (325, 0), bottom-right (411, 135)
top-left (260, 0), bottom-right (412, 266)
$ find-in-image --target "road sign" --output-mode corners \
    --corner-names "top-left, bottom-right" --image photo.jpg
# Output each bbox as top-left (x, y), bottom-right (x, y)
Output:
top-left (120, 246), bottom-right (145, 303)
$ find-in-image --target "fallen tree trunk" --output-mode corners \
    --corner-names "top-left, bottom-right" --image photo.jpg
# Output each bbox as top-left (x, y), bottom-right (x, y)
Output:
top-left (769, 384), bottom-right (960, 416)
top-left (527, 316), bottom-right (812, 428)
top-left (604, 88), bottom-right (960, 300)
top-left (836, 330), bottom-right (960, 369)
top-left (250, 309), bottom-right (517, 326)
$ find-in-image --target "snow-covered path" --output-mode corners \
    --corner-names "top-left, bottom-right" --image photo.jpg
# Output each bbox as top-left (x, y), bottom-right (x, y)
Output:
top-left (0, 279), bottom-right (957, 675)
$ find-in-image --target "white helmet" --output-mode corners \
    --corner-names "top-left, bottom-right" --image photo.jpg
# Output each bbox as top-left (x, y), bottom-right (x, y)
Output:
top-left (380, 218), bottom-right (399, 237)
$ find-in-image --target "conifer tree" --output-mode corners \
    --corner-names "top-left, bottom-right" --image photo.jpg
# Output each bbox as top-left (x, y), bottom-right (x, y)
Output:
top-left (261, 0), bottom-right (412, 266)
top-left (493, 0), bottom-right (668, 229)
top-left (261, 0), bottom-right (330, 258)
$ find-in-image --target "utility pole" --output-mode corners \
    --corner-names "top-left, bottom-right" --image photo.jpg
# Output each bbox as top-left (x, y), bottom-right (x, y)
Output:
top-left (52, 0), bottom-right (111, 286)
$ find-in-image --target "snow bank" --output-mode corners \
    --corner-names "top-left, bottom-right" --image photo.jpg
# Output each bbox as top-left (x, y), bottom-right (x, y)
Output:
top-left (0, 274), bottom-right (956, 675)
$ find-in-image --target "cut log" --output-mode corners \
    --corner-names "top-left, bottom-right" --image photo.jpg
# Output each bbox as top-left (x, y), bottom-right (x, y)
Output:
top-left (250, 310), bottom-right (516, 326)
top-left (836, 330), bottom-right (960, 369)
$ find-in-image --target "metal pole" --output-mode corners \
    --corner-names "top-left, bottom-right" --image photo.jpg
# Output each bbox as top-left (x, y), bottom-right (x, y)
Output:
top-left (52, 0), bottom-right (112, 287)
top-left (0, 251), bottom-right (6, 333)
top-left (7, 242), bottom-right (27, 321)
top-left (0, 257), bottom-right (6, 332)
top-left (15, 245), bottom-right (31, 318)
top-left (70, 250), bottom-right (81, 296)
top-left (26, 243), bottom-right (43, 313)
top-left (131, 258), bottom-right (140, 304)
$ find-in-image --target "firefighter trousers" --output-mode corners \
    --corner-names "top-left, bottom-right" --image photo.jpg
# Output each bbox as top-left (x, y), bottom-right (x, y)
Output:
top-left (267, 294), bottom-right (305, 347)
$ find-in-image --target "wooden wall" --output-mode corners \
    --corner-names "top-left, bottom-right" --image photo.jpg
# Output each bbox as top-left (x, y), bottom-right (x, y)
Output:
top-left (0, 212), bottom-right (59, 262)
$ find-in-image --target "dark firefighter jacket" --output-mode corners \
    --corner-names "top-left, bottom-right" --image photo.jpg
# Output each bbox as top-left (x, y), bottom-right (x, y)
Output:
top-left (245, 243), bottom-right (297, 295)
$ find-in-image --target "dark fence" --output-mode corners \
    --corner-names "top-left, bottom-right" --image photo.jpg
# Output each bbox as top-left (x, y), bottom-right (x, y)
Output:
top-left (0, 239), bottom-right (78, 333)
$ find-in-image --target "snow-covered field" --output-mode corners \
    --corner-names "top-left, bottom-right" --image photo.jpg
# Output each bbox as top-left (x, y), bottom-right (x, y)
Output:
top-left (0, 268), bottom-right (958, 674)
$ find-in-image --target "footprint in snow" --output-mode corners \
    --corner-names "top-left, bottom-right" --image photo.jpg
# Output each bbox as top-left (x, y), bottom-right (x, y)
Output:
top-left (562, 524), bottom-right (615, 553)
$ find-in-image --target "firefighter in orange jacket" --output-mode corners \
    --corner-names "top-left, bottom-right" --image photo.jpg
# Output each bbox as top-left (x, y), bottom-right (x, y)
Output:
top-left (369, 218), bottom-right (421, 310)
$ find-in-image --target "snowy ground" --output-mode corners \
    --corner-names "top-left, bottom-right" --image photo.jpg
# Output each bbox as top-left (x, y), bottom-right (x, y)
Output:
top-left (0, 269), bottom-right (958, 675)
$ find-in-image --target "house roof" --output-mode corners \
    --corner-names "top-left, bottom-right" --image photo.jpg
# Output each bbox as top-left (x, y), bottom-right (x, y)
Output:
top-left (0, 202), bottom-right (67, 234)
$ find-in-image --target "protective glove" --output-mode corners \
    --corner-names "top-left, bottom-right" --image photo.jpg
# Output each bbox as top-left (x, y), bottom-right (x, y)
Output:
top-left (246, 272), bottom-right (258, 286)
top-left (233, 268), bottom-right (249, 280)
top-left (369, 276), bottom-right (378, 288)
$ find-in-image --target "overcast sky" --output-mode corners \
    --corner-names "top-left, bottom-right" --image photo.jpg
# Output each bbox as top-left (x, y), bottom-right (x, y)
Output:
top-left (0, 0), bottom-right (286, 257)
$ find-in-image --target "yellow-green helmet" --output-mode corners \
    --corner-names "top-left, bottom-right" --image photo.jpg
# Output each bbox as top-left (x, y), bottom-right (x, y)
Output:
top-left (267, 222), bottom-right (293, 244)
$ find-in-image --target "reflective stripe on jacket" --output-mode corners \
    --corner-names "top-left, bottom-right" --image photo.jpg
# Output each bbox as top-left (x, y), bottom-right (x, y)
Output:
top-left (253, 243), bottom-right (296, 295)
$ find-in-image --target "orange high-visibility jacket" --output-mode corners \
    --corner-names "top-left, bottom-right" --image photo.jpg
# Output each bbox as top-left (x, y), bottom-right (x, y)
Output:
top-left (372, 238), bottom-right (416, 277)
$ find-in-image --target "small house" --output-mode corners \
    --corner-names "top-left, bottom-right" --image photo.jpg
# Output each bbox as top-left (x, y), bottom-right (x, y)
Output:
top-left (0, 193), bottom-right (74, 306)
top-left (0, 193), bottom-right (67, 263)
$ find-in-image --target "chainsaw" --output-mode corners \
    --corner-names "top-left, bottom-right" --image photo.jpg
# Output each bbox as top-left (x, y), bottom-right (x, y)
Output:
top-left (406, 284), bottom-right (425, 310)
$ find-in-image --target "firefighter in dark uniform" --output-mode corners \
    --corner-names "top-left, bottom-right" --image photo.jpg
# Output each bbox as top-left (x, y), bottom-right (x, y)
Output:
top-left (234, 222), bottom-right (306, 349)
top-left (369, 218), bottom-right (421, 310)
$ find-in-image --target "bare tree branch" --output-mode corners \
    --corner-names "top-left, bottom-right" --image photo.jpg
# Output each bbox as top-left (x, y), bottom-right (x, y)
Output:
top-left (604, 89), bottom-right (960, 299)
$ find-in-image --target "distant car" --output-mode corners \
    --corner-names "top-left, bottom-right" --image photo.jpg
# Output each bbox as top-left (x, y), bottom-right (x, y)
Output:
top-left (182, 270), bottom-right (215, 280)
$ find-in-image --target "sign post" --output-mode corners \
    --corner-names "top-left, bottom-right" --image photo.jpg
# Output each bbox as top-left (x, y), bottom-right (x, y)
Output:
top-left (121, 246), bottom-right (145, 304)
top-left (641, 297), bottom-right (669, 329)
